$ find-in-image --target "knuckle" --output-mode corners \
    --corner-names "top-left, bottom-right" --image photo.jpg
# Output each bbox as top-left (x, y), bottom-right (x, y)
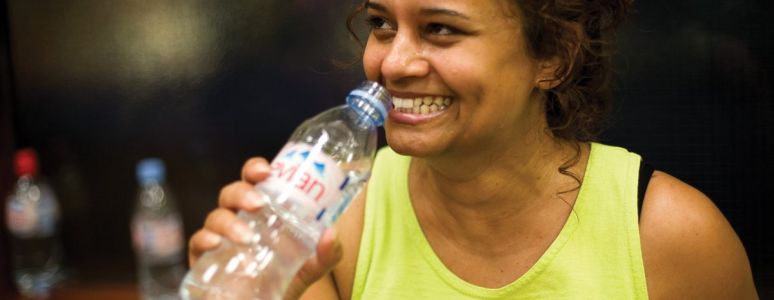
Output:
top-left (218, 181), bottom-right (244, 207)
top-left (189, 229), bottom-right (207, 249)
top-left (295, 267), bottom-right (318, 289)
top-left (205, 209), bottom-right (230, 230)
top-left (247, 156), bottom-right (269, 167)
top-left (242, 157), bottom-right (271, 182)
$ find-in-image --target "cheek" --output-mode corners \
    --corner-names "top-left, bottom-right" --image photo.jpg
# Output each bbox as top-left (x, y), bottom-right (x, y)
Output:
top-left (363, 41), bottom-right (383, 81)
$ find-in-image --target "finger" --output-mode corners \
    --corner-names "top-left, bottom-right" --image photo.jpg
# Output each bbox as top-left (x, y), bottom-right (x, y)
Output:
top-left (218, 181), bottom-right (266, 212)
top-left (204, 208), bottom-right (252, 245)
top-left (313, 228), bottom-right (344, 272)
top-left (241, 157), bottom-right (272, 183)
top-left (188, 229), bottom-right (223, 266)
top-left (287, 228), bottom-right (343, 297)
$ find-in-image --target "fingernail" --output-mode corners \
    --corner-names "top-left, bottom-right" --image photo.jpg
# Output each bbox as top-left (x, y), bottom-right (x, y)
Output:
top-left (207, 234), bottom-right (222, 246)
top-left (232, 222), bottom-right (253, 244)
top-left (245, 190), bottom-right (265, 209)
top-left (255, 163), bottom-right (271, 174)
top-left (327, 228), bottom-right (338, 242)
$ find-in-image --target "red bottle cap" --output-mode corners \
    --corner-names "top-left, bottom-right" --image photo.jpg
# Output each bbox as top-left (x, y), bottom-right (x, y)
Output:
top-left (14, 148), bottom-right (39, 177)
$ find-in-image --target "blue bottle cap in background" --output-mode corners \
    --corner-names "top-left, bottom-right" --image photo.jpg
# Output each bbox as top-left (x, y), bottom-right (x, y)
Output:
top-left (136, 158), bottom-right (166, 184)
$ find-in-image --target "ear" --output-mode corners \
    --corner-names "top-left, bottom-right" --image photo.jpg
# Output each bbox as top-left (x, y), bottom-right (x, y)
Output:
top-left (535, 56), bottom-right (563, 90)
top-left (534, 22), bottom-right (583, 91)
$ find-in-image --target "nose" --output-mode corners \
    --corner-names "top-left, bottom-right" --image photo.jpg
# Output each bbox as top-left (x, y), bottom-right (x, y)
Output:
top-left (380, 32), bottom-right (430, 82)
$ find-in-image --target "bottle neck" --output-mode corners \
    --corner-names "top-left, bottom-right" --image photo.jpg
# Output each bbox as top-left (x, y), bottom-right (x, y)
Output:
top-left (347, 97), bottom-right (384, 129)
top-left (355, 111), bottom-right (377, 130)
top-left (140, 179), bottom-right (164, 187)
top-left (17, 174), bottom-right (35, 180)
top-left (138, 181), bottom-right (171, 211)
top-left (15, 175), bottom-right (37, 190)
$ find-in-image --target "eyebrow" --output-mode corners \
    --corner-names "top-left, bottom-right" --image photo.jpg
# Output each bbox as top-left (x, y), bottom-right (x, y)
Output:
top-left (365, 2), bottom-right (471, 20)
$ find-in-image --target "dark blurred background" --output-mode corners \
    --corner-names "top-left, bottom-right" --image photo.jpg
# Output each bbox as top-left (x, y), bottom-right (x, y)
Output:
top-left (0, 0), bottom-right (771, 298)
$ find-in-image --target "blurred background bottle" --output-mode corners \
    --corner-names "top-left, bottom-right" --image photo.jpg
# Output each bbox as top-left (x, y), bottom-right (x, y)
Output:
top-left (180, 81), bottom-right (390, 299)
top-left (4, 148), bottom-right (63, 298)
top-left (131, 158), bottom-right (186, 300)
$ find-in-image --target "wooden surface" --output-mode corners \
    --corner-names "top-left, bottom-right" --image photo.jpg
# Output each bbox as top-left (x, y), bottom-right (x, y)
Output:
top-left (11, 282), bottom-right (139, 300)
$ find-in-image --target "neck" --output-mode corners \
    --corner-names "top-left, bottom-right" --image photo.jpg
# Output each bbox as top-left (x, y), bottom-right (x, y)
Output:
top-left (409, 123), bottom-right (585, 251)
top-left (414, 121), bottom-right (576, 203)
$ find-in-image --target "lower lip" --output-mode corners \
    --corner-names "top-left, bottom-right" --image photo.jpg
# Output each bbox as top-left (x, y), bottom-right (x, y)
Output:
top-left (388, 108), bottom-right (447, 125)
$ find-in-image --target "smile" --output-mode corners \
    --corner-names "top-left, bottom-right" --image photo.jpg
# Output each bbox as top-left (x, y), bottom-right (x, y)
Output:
top-left (392, 96), bottom-right (452, 115)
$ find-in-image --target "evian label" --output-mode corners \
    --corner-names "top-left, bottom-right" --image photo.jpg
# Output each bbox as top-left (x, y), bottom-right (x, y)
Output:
top-left (261, 142), bottom-right (346, 224)
top-left (6, 199), bottom-right (38, 237)
top-left (131, 216), bottom-right (184, 259)
top-left (5, 190), bottom-right (58, 238)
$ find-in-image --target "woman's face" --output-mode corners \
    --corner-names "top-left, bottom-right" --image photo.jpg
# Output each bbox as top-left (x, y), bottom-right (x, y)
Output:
top-left (363, 0), bottom-right (549, 157)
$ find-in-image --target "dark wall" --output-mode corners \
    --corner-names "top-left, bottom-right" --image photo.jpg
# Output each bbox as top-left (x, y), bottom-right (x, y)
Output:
top-left (1, 0), bottom-right (772, 295)
top-left (2, 0), bottom-right (365, 283)
top-left (603, 0), bottom-right (774, 293)
top-left (0, 0), bottom-right (16, 296)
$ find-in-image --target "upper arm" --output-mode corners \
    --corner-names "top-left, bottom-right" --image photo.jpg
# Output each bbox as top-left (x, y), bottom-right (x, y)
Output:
top-left (640, 171), bottom-right (758, 299)
top-left (300, 273), bottom-right (340, 300)
top-left (300, 184), bottom-right (367, 300)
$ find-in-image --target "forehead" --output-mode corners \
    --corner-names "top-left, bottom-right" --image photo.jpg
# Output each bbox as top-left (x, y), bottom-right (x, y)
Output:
top-left (366, 0), bottom-right (517, 20)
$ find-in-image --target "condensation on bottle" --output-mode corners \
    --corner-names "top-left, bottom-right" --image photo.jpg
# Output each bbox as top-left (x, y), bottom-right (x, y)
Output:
top-left (179, 81), bottom-right (391, 299)
top-left (4, 148), bottom-right (64, 298)
top-left (132, 158), bottom-right (187, 300)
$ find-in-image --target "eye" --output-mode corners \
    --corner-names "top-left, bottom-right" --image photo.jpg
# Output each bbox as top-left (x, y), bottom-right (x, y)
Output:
top-left (425, 23), bottom-right (461, 36)
top-left (366, 16), bottom-right (394, 31)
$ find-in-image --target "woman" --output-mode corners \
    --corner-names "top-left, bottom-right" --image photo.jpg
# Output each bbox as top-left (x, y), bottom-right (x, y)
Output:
top-left (189, 0), bottom-right (758, 298)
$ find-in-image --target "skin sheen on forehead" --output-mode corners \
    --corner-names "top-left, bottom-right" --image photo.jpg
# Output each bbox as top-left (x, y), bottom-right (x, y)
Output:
top-left (365, 0), bottom-right (521, 32)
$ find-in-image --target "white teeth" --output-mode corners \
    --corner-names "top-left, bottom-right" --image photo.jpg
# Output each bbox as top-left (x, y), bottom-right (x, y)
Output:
top-left (392, 96), bottom-right (453, 115)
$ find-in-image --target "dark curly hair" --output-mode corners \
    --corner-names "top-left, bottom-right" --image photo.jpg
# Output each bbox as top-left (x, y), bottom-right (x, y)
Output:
top-left (518, 0), bottom-right (633, 142)
top-left (346, 0), bottom-right (633, 143)
top-left (514, 0), bottom-right (633, 190)
top-left (346, 0), bottom-right (633, 193)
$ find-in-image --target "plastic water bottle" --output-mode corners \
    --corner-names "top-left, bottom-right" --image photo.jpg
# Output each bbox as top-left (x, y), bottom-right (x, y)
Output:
top-left (179, 81), bottom-right (391, 299)
top-left (132, 158), bottom-right (187, 300)
top-left (4, 148), bottom-right (63, 298)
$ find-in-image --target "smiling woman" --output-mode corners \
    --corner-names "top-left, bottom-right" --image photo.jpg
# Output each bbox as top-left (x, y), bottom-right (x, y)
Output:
top-left (186, 0), bottom-right (760, 299)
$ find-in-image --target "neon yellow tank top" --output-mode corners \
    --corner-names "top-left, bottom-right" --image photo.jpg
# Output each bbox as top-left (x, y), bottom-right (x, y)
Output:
top-left (351, 143), bottom-right (649, 299)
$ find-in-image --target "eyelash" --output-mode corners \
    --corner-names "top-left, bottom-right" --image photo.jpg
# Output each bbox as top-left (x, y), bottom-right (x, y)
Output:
top-left (366, 16), bottom-right (393, 31)
top-left (365, 16), bottom-right (463, 37)
top-left (425, 23), bottom-right (460, 36)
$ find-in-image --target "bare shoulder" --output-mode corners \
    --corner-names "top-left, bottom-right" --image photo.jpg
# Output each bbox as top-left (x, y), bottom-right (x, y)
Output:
top-left (639, 171), bottom-right (758, 299)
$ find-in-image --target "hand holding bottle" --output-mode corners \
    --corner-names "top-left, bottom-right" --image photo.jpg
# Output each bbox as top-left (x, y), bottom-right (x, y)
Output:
top-left (181, 81), bottom-right (389, 300)
top-left (187, 157), bottom-right (343, 299)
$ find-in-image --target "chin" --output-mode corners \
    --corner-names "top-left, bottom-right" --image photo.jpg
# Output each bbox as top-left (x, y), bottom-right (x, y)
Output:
top-left (385, 133), bottom-right (444, 158)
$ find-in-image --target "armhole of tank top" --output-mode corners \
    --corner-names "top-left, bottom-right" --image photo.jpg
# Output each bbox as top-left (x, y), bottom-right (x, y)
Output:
top-left (637, 159), bottom-right (655, 220)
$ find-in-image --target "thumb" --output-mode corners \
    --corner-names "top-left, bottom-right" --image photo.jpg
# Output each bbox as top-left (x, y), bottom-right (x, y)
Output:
top-left (284, 228), bottom-right (343, 299)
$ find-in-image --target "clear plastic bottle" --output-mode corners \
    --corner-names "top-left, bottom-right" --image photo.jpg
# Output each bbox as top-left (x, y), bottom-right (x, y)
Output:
top-left (4, 148), bottom-right (63, 298)
top-left (179, 81), bottom-right (391, 300)
top-left (131, 158), bottom-right (187, 300)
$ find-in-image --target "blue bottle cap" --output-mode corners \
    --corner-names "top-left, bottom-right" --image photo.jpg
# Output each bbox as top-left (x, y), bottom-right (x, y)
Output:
top-left (136, 158), bottom-right (166, 184)
top-left (346, 81), bottom-right (392, 127)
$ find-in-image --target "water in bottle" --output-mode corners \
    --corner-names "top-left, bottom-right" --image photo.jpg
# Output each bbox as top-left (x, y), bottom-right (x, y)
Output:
top-left (179, 81), bottom-right (391, 299)
top-left (4, 148), bottom-right (64, 298)
top-left (132, 158), bottom-right (187, 300)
